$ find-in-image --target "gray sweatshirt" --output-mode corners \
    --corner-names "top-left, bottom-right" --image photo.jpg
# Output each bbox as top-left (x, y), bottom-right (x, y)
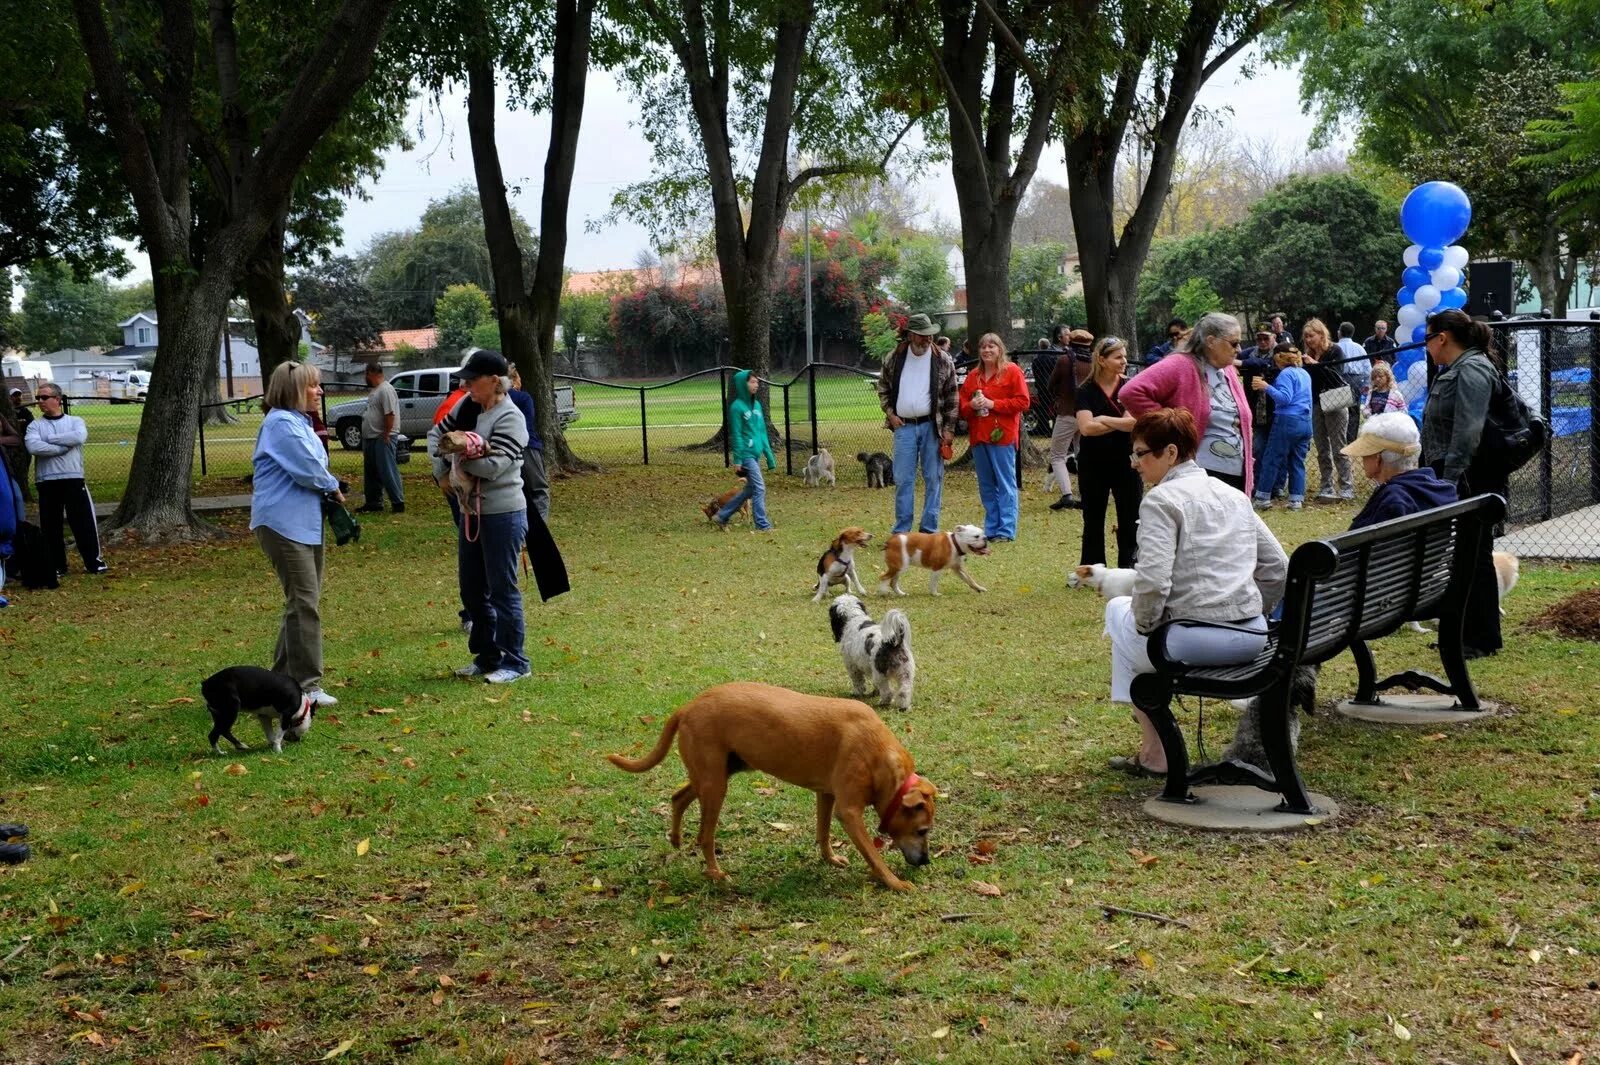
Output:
top-left (428, 393), bottom-right (527, 514)
top-left (25, 413), bottom-right (89, 482)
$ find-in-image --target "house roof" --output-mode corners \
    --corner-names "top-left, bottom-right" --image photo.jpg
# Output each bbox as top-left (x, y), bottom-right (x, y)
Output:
top-left (365, 327), bottom-right (438, 353)
top-left (118, 311), bottom-right (158, 328)
top-left (565, 265), bottom-right (719, 296)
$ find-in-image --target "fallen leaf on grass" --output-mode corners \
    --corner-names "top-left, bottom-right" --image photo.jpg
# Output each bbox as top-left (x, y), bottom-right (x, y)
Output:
top-left (767, 822), bottom-right (794, 832)
top-left (975, 839), bottom-right (998, 855)
top-left (1136, 950), bottom-right (1155, 970)
top-left (224, 763), bottom-right (248, 776)
top-left (119, 881), bottom-right (144, 897)
top-left (1091, 1049), bottom-right (1115, 1060)
top-left (367, 707), bottom-right (395, 715)
top-left (930, 1027), bottom-right (950, 1040)
top-left (971, 881), bottom-right (1003, 898)
top-left (272, 852), bottom-right (298, 866)
top-left (656, 952), bottom-right (673, 967)
top-left (362, 964), bottom-right (381, 976)
top-left (1528, 949), bottom-right (1542, 963)
top-left (1128, 849), bottom-right (1159, 867)
top-left (662, 997), bottom-right (684, 1010)
top-left (1152, 1038), bottom-right (1178, 1052)
top-left (1388, 1015), bottom-right (1411, 1041)
top-left (356, 838), bottom-right (370, 857)
top-left (166, 696), bottom-right (195, 705)
top-left (437, 974), bottom-right (456, 987)
top-left (321, 1037), bottom-right (356, 1059)
top-left (1507, 1046), bottom-right (1525, 1065)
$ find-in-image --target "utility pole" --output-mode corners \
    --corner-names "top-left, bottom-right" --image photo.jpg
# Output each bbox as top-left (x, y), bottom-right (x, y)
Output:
top-left (803, 198), bottom-right (814, 365)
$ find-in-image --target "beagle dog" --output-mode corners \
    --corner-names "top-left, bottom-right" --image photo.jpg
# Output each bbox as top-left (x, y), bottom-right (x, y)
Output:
top-left (812, 526), bottom-right (872, 602)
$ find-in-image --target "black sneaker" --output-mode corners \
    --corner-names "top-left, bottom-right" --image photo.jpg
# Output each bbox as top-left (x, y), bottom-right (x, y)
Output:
top-left (356, 504), bottom-right (385, 514)
top-left (1049, 495), bottom-right (1078, 511)
top-left (390, 503), bottom-right (405, 514)
top-left (0, 824), bottom-right (27, 840)
top-left (0, 842), bottom-right (28, 865)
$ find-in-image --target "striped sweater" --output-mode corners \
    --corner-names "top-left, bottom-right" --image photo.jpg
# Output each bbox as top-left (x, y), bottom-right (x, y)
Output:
top-left (428, 394), bottom-right (528, 514)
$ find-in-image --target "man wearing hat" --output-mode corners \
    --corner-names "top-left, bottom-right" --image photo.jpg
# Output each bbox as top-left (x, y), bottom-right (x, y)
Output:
top-left (1341, 410), bottom-right (1456, 530)
top-left (874, 312), bottom-right (958, 534)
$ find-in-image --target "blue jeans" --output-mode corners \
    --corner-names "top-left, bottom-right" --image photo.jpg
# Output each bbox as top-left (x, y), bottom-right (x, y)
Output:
top-left (891, 421), bottom-right (944, 533)
top-left (362, 436), bottom-right (404, 507)
top-left (972, 442), bottom-right (1018, 539)
top-left (717, 458), bottom-right (772, 529)
top-left (459, 509), bottom-right (529, 675)
top-left (1255, 412), bottom-right (1312, 503)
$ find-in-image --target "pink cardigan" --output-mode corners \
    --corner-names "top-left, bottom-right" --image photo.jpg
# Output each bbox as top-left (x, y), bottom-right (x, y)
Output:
top-left (1121, 352), bottom-right (1255, 495)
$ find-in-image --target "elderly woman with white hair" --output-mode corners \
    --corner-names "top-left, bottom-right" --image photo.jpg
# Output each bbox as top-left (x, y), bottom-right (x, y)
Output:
top-left (1340, 411), bottom-right (1458, 530)
top-left (1121, 311), bottom-right (1254, 495)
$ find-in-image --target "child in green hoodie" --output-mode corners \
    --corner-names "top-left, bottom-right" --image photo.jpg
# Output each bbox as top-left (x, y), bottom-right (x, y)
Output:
top-left (714, 368), bottom-right (776, 530)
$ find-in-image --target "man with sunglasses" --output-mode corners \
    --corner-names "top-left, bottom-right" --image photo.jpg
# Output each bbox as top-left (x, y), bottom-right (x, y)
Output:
top-left (24, 384), bottom-right (107, 577)
top-left (1141, 318), bottom-right (1187, 365)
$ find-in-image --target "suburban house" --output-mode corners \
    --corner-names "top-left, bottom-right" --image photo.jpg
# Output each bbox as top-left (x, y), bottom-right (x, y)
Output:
top-left (73, 309), bottom-right (330, 398)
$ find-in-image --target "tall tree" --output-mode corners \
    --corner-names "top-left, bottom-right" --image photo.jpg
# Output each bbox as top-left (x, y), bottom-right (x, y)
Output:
top-left (16, 262), bottom-right (119, 353)
top-left (612, 0), bottom-right (921, 376)
top-left (1061, 0), bottom-right (1305, 342)
top-left (914, 0), bottom-right (1084, 340)
top-left (290, 255), bottom-right (384, 364)
top-left (71, 0), bottom-right (399, 538)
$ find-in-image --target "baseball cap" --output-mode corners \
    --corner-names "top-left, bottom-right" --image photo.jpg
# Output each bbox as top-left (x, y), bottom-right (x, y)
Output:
top-left (458, 349), bottom-right (509, 380)
top-left (1341, 411), bottom-right (1421, 458)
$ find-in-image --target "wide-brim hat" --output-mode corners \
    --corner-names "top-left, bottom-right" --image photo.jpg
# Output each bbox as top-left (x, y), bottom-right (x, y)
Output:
top-left (905, 313), bottom-right (939, 336)
top-left (459, 349), bottom-right (509, 380)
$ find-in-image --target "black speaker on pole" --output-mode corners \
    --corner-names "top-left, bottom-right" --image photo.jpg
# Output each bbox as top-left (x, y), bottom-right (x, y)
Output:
top-left (1467, 260), bottom-right (1514, 317)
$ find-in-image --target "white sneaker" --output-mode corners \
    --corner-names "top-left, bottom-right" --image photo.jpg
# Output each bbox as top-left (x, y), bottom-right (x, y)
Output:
top-left (454, 663), bottom-right (486, 678)
top-left (460, 617), bottom-right (472, 636)
top-left (483, 668), bottom-right (527, 685)
top-left (306, 688), bottom-right (338, 707)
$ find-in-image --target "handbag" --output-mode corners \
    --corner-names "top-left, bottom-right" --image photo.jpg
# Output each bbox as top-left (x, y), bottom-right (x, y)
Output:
top-left (1318, 382), bottom-right (1353, 414)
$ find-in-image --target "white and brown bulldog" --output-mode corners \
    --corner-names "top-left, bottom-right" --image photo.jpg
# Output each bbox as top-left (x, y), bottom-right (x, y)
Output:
top-left (879, 524), bottom-right (990, 597)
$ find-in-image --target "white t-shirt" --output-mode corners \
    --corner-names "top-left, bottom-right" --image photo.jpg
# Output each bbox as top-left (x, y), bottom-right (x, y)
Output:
top-left (1197, 365), bottom-right (1244, 476)
top-left (896, 347), bottom-right (934, 418)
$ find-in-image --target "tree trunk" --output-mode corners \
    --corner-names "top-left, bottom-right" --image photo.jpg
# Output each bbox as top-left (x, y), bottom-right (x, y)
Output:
top-left (525, 0), bottom-right (597, 475)
top-left (200, 322), bottom-right (239, 426)
top-left (243, 206), bottom-right (300, 381)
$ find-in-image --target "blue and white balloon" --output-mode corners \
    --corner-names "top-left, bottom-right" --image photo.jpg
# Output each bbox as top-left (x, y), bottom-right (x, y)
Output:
top-left (1414, 284), bottom-right (1442, 312)
top-left (1401, 182), bottom-right (1473, 247)
top-left (1419, 245), bottom-right (1446, 271)
top-left (1442, 245), bottom-right (1469, 271)
top-left (1430, 265), bottom-right (1462, 290)
top-left (1438, 286), bottom-right (1468, 310)
top-left (1397, 303), bottom-right (1426, 332)
top-left (1403, 244), bottom-right (1422, 268)
top-left (1402, 265), bottom-right (1431, 290)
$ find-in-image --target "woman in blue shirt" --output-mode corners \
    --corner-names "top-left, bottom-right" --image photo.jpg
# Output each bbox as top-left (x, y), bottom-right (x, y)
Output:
top-left (251, 361), bottom-right (344, 709)
top-left (1250, 343), bottom-right (1314, 511)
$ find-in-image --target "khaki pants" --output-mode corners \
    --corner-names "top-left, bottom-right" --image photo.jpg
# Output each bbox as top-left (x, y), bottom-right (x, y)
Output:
top-left (254, 525), bottom-right (325, 691)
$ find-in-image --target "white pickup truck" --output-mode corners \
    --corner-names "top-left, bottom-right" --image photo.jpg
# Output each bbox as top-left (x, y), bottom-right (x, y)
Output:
top-left (327, 365), bottom-right (579, 451)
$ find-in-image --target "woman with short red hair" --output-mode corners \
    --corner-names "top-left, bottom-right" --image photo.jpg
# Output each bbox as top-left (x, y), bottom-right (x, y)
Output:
top-left (1101, 409), bottom-right (1289, 777)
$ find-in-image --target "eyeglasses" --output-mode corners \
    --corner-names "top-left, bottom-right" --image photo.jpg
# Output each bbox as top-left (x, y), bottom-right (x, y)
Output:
top-left (1225, 338), bottom-right (1242, 348)
top-left (1131, 447), bottom-right (1155, 459)
top-left (38, 392), bottom-right (62, 401)
top-left (1167, 331), bottom-right (1182, 340)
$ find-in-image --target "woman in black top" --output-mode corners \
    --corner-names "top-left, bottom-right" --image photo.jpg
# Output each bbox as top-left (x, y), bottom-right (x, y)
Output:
top-left (1074, 337), bottom-right (1142, 566)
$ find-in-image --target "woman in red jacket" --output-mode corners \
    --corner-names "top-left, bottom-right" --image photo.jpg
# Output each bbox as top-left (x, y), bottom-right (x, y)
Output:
top-left (959, 332), bottom-right (1030, 541)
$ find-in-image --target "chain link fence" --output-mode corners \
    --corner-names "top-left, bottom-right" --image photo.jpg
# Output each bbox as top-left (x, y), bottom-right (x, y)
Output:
top-left (1494, 320), bottom-right (1600, 559)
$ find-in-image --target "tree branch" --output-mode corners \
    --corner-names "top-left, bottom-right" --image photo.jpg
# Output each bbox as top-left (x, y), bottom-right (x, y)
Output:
top-left (1201, 0), bottom-right (1306, 83)
top-left (973, 0), bottom-right (1042, 86)
top-left (915, 7), bottom-right (984, 167)
top-left (207, 0), bottom-right (248, 208)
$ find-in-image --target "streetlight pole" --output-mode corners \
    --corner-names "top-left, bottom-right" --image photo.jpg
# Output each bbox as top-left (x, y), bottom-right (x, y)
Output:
top-left (803, 197), bottom-right (814, 365)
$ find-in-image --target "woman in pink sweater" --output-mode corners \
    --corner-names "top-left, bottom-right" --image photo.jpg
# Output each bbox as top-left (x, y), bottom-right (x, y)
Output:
top-left (1121, 312), bottom-right (1254, 496)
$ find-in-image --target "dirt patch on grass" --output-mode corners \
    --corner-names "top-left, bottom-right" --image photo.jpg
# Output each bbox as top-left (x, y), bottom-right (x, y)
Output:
top-left (1524, 588), bottom-right (1600, 640)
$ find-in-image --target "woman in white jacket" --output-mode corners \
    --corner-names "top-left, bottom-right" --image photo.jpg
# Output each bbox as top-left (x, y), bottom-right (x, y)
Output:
top-left (24, 384), bottom-right (106, 576)
top-left (1103, 408), bottom-right (1288, 777)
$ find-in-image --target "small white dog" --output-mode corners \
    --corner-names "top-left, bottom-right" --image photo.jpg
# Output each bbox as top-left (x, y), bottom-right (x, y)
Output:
top-left (828, 594), bottom-right (915, 711)
top-left (803, 448), bottom-right (836, 487)
top-left (1066, 563), bottom-right (1138, 598)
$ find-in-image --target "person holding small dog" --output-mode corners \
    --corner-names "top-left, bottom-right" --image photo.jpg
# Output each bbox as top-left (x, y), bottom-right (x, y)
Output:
top-left (25, 383), bottom-right (107, 577)
top-left (1074, 336), bottom-right (1141, 567)
top-left (875, 312), bottom-right (958, 535)
top-left (960, 332), bottom-right (1029, 542)
top-left (1102, 409), bottom-right (1287, 777)
top-left (711, 368), bottom-right (776, 531)
top-left (429, 350), bottom-right (532, 683)
top-left (251, 362), bottom-right (344, 708)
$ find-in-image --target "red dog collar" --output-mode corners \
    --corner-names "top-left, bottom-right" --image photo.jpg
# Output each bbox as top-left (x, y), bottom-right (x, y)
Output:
top-left (873, 772), bottom-right (921, 848)
top-left (288, 693), bottom-right (313, 730)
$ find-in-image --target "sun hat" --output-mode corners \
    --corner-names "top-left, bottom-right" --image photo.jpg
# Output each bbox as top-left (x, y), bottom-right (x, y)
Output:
top-left (904, 313), bottom-right (939, 336)
top-left (1341, 411), bottom-right (1421, 458)
top-left (458, 349), bottom-right (510, 380)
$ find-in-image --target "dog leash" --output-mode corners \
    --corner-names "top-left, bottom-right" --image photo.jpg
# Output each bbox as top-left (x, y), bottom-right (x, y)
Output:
top-left (873, 772), bottom-right (921, 850)
top-left (457, 431), bottom-right (487, 544)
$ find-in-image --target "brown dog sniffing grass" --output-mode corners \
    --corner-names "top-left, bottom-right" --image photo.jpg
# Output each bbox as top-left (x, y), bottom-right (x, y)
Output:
top-left (607, 682), bottom-right (937, 891)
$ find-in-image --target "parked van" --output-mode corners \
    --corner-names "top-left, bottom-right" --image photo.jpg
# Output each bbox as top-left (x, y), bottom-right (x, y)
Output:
top-left (326, 365), bottom-right (579, 451)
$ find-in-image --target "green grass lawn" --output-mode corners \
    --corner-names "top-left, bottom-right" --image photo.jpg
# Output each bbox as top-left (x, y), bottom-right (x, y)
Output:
top-left (3, 467), bottom-right (1598, 1063)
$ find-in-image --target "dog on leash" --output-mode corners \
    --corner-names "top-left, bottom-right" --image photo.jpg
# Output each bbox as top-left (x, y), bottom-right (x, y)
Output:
top-left (856, 451), bottom-right (894, 489)
top-left (1405, 550), bottom-right (1520, 634)
top-left (1067, 563), bottom-right (1138, 598)
top-left (828, 594), bottom-right (915, 710)
top-left (201, 666), bottom-right (314, 754)
top-left (605, 682), bottom-right (938, 891)
top-left (1221, 665), bottom-right (1319, 775)
top-left (813, 527), bottom-right (872, 601)
top-left (879, 525), bottom-right (990, 596)
top-left (803, 448), bottom-right (836, 487)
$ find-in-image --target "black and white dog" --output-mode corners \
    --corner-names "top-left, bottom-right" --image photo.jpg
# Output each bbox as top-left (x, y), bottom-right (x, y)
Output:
top-left (1221, 666), bottom-right (1318, 774)
top-left (828, 594), bottom-right (915, 711)
top-left (856, 451), bottom-right (894, 489)
top-left (201, 666), bottom-right (314, 754)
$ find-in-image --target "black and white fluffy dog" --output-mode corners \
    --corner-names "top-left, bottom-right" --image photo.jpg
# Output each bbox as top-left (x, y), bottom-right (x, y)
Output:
top-left (1221, 666), bottom-right (1318, 774)
top-left (828, 594), bottom-right (915, 711)
top-left (201, 666), bottom-right (314, 754)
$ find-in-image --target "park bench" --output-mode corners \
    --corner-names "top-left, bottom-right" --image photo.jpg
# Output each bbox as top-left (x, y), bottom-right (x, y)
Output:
top-left (1130, 493), bottom-right (1507, 816)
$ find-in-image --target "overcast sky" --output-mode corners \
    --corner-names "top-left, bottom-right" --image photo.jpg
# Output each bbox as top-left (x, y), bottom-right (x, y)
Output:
top-left (331, 46), bottom-right (1325, 271)
top-left (109, 47), bottom-right (1327, 284)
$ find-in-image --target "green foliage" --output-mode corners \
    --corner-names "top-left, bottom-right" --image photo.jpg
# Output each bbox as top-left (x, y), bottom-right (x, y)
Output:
top-left (435, 283), bottom-right (494, 356)
top-left (1173, 277), bottom-right (1224, 324)
top-left (1008, 243), bottom-right (1073, 343)
top-left (291, 256), bottom-right (384, 359)
top-left (558, 291), bottom-right (612, 364)
top-left (861, 310), bottom-right (903, 364)
top-left (16, 261), bottom-right (118, 352)
top-left (892, 238), bottom-right (954, 314)
top-left (470, 320), bottom-right (503, 350)
top-left (771, 227), bottom-right (900, 365)
top-left (392, 340), bottom-right (429, 372)
top-left (363, 187), bottom-right (536, 329)
top-left (1137, 174), bottom-right (1402, 333)
top-left (608, 284), bottom-right (728, 376)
